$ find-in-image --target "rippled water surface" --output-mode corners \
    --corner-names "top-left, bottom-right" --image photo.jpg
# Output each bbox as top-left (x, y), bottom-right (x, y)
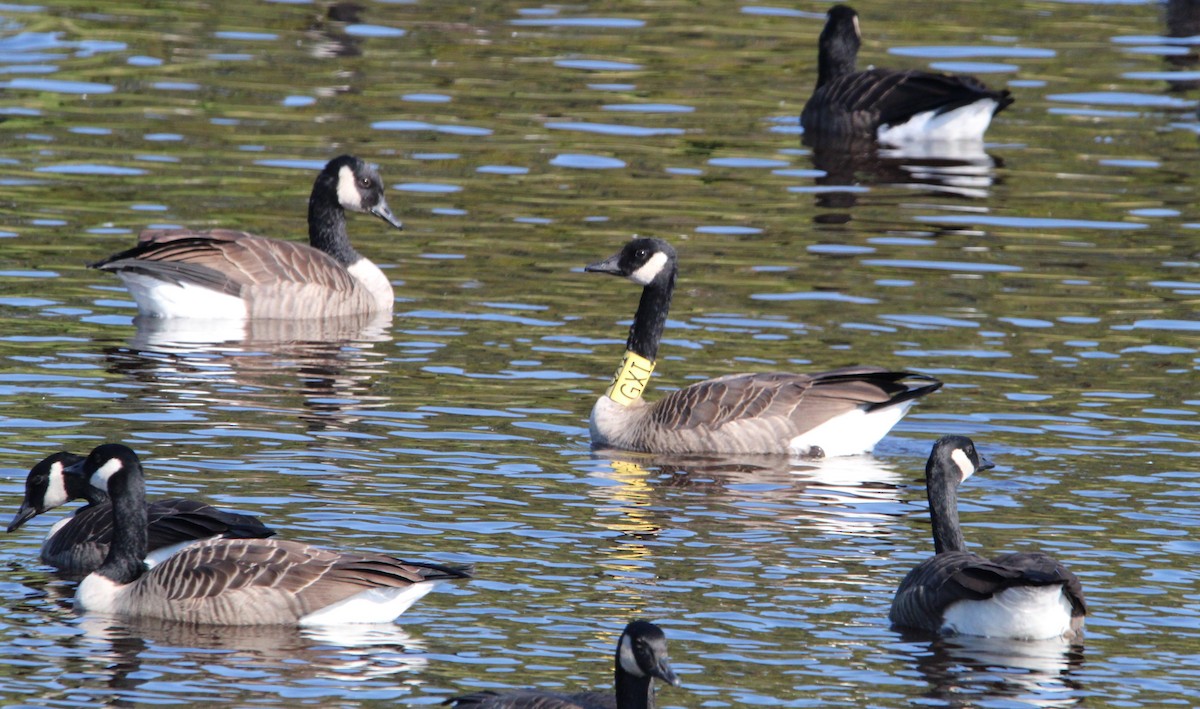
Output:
top-left (2, 0), bottom-right (1200, 706)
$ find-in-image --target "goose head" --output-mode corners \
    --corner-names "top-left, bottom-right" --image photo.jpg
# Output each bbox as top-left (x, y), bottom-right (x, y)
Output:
top-left (585, 237), bottom-right (677, 287)
top-left (617, 620), bottom-right (681, 687)
top-left (320, 154), bottom-right (403, 230)
top-left (7, 452), bottom-right (88, 532)
top-left (927, 435), bottom-right (994, 487)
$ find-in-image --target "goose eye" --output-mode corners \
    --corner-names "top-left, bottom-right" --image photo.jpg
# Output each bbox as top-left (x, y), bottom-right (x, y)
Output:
top-left (360, 177), bottom-right (371, 187)
top-left (636, 249), bottom-right (647, 259)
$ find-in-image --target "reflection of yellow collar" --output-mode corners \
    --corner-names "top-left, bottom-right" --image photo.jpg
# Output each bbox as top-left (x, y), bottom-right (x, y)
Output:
top-left (605, 351), bottom-right (656, 407)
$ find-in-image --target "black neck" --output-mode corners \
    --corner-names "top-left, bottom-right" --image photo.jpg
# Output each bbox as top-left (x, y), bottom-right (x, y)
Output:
top-left (614, 669), bottom-right (655, 709)
top-left (626, 271), bottom-right (674, 361)
top-left (817, 27), bottom-right (858, 88)
top-left (927, 460), bottom-right (966, 554)
top-left (307, 183), bottom-right (360, 267)
top-left (65, 473), bottom-right (109, 506)
top-left (96, 464), bottom-right (149, 584)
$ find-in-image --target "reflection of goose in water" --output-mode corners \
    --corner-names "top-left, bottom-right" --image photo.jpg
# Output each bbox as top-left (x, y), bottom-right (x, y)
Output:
top-left (589, 451), bottom-right (908, 538)
top-left (805, 134), bottom-right (1003, 213)
top-left (102, 310), bottom-right (394, 431)
top-left (908, 632), bottom-right (1085, 709)
top-left (1165, 0), bottom-right (1200, 92)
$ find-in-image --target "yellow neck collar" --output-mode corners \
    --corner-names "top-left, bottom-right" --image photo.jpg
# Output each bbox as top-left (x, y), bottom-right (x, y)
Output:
top-left (605, 351), bottom-right (655, 407)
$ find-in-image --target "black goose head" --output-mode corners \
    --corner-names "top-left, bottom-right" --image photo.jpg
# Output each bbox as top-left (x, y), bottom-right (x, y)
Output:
top-left (927, 435), bottom-right (994, 487)
top-left (318, 154), bottom-right (403, 230)
top-left (617, 620), bottom-right (681, 687)
top-left (817, 4), bottom-right (862, 87)
top-left (585, 237), bottom-right (678, 288)
top-left (73, 443), bottom-right (145, 499)
top-left (7, 452), bottom-right (88, 532)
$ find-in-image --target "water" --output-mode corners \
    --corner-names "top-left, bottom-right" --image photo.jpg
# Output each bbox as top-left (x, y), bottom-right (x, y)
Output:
top-left (1, 0), bottom-right (1199, 706)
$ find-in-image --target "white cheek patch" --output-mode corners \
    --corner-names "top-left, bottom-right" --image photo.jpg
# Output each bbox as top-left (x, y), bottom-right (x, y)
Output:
top-left (336, 165), bottom-right (363, 211)
top-left (44, 463), bottom-right (70, 508)
top-left (90, 457), bottom-right (124, 491)
top-left (951, 449), bottom-right (976, 482)
top-left (629, 252), bottom-right (668, 286)
top-left (618, 634), bottom-right (645, 677)
top-left (852, 14), bottom-right (860, 39)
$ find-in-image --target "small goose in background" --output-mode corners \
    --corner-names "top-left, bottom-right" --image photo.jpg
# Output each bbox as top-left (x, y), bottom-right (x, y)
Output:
top-left (91, 155), bottom-right (403, 320)
top-left (583, 237), bottom-right (941, 457)
top-left (889, 436), bottom-right (1087, 640)
top-left (800, 5), bottom-right (1014, 143)
top-left (445, 620), bottom-right (680, 709)
top-left (7, 451), bottom-right (274, 577)
top-left (70, 443), bottom-right (471, 626)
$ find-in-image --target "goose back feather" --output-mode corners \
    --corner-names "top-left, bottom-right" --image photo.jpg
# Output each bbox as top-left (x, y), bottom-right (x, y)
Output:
top-left (91, 155), bottom-right (402, 320)
top-left (585, 238), bottom-right (940, 457)
top-left (889, 436), bottom-right (1087, 639)
top-left (800, 5), bottom-right (1013, 142)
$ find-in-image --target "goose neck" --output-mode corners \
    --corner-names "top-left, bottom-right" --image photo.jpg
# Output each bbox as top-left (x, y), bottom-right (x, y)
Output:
top-left (308, 189), bottom-right (359, 267)
top-left (96, 464), bottom-right (149, 585)
top-left (927, 462), bottom-right (967, 554)
top-left (817, 30), bottom-right (858, 88)
top-left (614, 669), bottom-right (655, 709)
top-left (625, 273), bottom-right (673, 362)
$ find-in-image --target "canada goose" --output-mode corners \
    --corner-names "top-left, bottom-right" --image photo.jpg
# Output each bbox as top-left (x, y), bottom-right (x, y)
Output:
top-left (445, 620), bottom-right (680, 709)
top-left (7, 451), bottom-right (274, 577)
top-left (889, 436), bottom-right (1087, 639)
top-left (800, 5), bottom-right (1014, 143)
top-left (91, 155), bottom-right (403, 320)
top-left (583, 237), bottom-right (942, 457)
top-left (70, 443), bottom-right (471, 625)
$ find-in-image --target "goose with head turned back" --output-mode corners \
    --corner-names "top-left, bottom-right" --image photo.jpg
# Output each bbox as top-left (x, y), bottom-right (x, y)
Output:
top-left (583, 237), bottom-right (941, 457)
top-left (7, 451), bottom-right (274, 577)
top-left (444, 620), bottom-right (680, 709)
top-left (91, 155), bottom-right (403, 320)
top-left (800, 5), bottom-right (1014, 143)
top-left (70, 443), bottom-right (471, 626)
top-left (889, 436), bottom-right (1087, 639)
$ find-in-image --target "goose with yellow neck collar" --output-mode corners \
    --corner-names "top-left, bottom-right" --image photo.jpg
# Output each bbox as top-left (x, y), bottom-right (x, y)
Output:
top-left (584, 237), bottom-right (942, 457)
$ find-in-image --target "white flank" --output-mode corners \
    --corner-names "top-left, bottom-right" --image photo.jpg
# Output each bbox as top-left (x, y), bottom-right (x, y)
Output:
top-left (942, 585), bottom-right (1076, 640)
top-left (788, 400), bottom-right (915, 458)
top-left (144, 539), bottom-right (205, 568)
top-left (118, 273), bottom-right (248, 319)
top-left (951, 448), bottom-right (977, 482)
top-left (89, 457), bottom-right (124, 491)
top-left (76, 572), bottom-right (122, 614)
top-left (46, 514), bottom-right (74, 541)
top-left (629, 251), bottom-right (669, 285)
top-left (43, 464), bottom-right (70, 508)
top-left (877, 99), bottom-right (1000, 144)
top-left (618, 633), bottom-right (645, 676)
top-left (590, 396), bottom-right (637, 447)
top-left (298, 582), bottom-right (438, 626)
top-left (336, 165), bottom-right (363, 211)
top-left (346, 258), bottom-right (394, 309)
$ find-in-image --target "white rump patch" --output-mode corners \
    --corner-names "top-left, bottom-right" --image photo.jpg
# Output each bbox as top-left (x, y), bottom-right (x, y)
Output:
top-left (336, 165), bottom-right (363, 211)
top-left (76, 572), bottom-right (122, 614)
top-left (299, 581), bottom-right (438, 626)
top-left (118, 273), bottom-right (248, 320)
top-left (787, 400), bottom-right (915, 458)
top-left (877, 99), bottom-right (1000, 144)
top-left (942, 585), bottom-right (1076, 640)
top-left (90, 457), bottom-right (124, 491)
top-left (951, 448), bottom-right (977, 481)
top-left (44, 463), bottom-right (70, 509)
top-left (618, 633), bottom-right (645, 677)
top-left (629, 251), bottom-right (669, 286)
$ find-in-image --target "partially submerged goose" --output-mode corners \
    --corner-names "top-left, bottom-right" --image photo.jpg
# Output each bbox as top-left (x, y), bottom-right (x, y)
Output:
top-left (71, 444), bottom-right (471, 626)
top-left (91, 155), bottom-right (403, 320)
top-left (889, 436), bottom-right (1087, 639)
top-left (7, 451), bottom-right (274, 577)
top-left (445, 620), bottom-right (680, 709)
top-left (584, 237), bottom-right (941, 457)
top-left (800, 5), bottom-right (1014, 143)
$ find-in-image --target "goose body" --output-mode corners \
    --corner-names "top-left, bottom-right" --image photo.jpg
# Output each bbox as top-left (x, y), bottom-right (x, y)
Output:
top-left (584, 238), bottom-right (941, 457)
top-left (889, 436), bottom-right (1087, 640)
top-left (7, 451), bottom-right (274, 577)
top-left (91, 155), bottom-right (403, 320)
top-left (70, 444), bottom-right (471, 626)
top-left (445, 620), bottom-right (679, 709)
top-left (800, 5), bottom-right (1013, 143)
